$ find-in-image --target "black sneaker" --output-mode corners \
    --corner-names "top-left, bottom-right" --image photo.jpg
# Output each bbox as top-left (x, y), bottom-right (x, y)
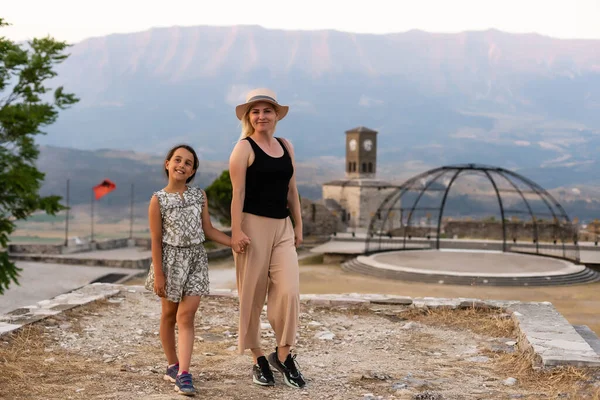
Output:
top-left (252, 356), bottom-right (275, 386)
top-left (267, 348), bottom-right (306, 389)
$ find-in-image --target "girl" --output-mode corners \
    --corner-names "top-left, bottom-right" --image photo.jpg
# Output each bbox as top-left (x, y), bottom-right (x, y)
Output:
top-left (145, 144), bottom-right (245, 396)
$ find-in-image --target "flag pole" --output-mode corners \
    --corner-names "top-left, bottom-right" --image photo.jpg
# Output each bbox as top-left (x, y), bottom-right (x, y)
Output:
top-left (129, 183), bottom-right (134, 239)
top-left (91, 188), bottom-right (95, 243)
top-left (64, 179), bottom-right (70, 247)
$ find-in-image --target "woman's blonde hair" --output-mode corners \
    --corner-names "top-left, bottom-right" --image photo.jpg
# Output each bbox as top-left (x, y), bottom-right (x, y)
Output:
top-left (238, 102), bottom-right (279, 140)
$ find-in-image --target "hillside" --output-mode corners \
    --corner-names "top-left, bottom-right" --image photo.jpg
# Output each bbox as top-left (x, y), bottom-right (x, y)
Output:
top-left (36, 146), bottom-right (600, 220)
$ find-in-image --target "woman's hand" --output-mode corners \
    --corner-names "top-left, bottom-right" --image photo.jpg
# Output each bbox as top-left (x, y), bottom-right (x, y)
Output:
top-left (232, 230), bottom-right (251, 253)
top-left (294, 225), bottom-right (303, 247)
top-left (154, 272), bottom-right (166, 298)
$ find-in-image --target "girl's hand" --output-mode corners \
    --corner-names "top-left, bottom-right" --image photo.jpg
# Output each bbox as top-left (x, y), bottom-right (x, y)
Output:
top-left (294, 225), bottom-right (303, 247)
top-left (232, 230), bottom-right (250, 253)
top-left (154, 273), bottom-right (166, 298)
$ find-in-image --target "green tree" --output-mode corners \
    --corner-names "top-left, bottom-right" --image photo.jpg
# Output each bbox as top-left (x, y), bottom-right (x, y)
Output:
top-left (0, 19), bottom-right (78, 294)
top-left (205, 170), bottom-right (232, 226)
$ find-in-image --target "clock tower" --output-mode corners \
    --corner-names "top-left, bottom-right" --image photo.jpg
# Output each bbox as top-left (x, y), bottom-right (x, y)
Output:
top-left (345, 126), bottom-right (378, 179)
top-left (323, 125), bottom-right (394, 231)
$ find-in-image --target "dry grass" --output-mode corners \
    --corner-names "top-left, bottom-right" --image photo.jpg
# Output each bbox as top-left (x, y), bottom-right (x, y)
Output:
top-left (402, 306), bottom-right (517, 338)
top-left (484, 347), bottom-right (600, 399)
top-left (0, 326), bottom-right (167, 400)
top-left (0, 299), bottom-right (138, 400)
top-left (0, 325), bottom-right (88, 399)
top-left (378, 306), bottom-right (600, 398)
top-left (0, 325), bottom-right (45, 387)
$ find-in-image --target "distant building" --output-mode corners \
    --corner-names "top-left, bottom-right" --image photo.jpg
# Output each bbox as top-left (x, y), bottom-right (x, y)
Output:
top-left (322, 126), bottom-right (396, 231)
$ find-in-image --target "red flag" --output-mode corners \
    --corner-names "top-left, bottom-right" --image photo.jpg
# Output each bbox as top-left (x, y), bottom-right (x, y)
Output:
top-left (93, 179), bottom-right (116, 200)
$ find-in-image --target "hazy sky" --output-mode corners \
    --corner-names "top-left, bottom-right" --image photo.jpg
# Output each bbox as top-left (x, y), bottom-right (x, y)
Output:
top-left (3, 0), bottom-right (600, 43)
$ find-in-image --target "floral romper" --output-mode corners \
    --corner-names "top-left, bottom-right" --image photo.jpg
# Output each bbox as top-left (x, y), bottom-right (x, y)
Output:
top-left (145, 186), bottom-right (210, 303)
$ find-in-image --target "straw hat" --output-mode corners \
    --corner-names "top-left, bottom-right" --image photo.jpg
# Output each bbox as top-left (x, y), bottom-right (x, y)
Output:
top-left (235, 88), bottom-right (289, 120)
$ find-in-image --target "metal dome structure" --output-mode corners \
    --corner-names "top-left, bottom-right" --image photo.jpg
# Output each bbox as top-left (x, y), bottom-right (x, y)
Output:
top-left (365, 164), bottom-right (580, 263)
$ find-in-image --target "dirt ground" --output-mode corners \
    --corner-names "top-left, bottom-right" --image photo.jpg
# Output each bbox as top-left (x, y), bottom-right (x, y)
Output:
top-left (1, 290), bottom-right (599, 400)
top-left (294, 263), bottom-right (600, 336)
top-left (164, 254), bottom-right (600, 336)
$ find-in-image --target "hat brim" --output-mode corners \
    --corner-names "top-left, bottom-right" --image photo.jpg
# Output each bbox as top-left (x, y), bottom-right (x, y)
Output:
top-left (236, 100), bottom-right (289, 121)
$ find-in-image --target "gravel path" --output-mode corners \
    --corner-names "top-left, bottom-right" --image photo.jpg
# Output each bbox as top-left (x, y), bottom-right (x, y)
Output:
top-left (0, 288), bottom-right (565, 400)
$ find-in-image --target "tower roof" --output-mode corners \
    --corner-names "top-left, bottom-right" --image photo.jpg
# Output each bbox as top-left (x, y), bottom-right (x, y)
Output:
top-left (345, 126), bottom-right (378, 134)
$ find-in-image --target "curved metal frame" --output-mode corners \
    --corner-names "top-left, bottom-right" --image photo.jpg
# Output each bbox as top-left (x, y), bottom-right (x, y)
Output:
top-left (365, 164), bottom-right (580, 263)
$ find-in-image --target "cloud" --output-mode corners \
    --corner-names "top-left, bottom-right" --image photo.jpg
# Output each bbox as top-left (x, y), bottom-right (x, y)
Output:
top-left (450, 128), bottom-right (485, 139)
top-left (225, 84), bottom-right (253, 106)
top-left (541, 153), bottom-right (571, 167)
top-left (514, 140), bottom-right (530, 146)
top-left (183, 109), bottom-right (196, 120)
top-left (289, 100), bottom-right (317, 114)
top-left (538, 141), bottom-right (564, 152)
top-left (358, 95), bottom-right (384, 107)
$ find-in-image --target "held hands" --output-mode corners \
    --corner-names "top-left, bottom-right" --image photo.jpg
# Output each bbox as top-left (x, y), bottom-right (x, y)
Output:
top-left (154, 273), bottom-right (166, 298)
top-left (232, 230), bottom-right (251, 254)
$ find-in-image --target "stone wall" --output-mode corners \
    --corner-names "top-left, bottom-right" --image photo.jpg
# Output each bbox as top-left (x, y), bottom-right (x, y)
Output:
top-left (8, 238), bottom-right (140, 255)
top-left (8, 243), bottom-right (63, 255)
top-left (389, 226), bottom-right (436, 238)
top-left (580, 221), bottom-right (600, 242)
top-left (382, 221), bottom-right (579, 242)
top-left (444, 220), bottom-right (578, 242)
top-left (357, 186), bottom-right (397, 228)
top-left (95, 238), bottom-right (131, 250)
top-left (135, 238), bottom-right (151, 249)
top-left (301, 198), bottom-right (345, 236)
top-left (322, 184), bottom-right (361, 227)
top-left (322, 182), bottom-right (396, 230)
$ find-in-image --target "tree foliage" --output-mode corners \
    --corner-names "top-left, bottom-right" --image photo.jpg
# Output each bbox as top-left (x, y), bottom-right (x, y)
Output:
top-left (204, 170), bottom-right (232, 226)
top-left (0, 18), bottom-right (78, 294)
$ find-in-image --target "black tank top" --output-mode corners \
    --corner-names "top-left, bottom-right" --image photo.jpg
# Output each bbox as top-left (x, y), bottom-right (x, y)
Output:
top-left (243, 137), bottom-right (294, 219)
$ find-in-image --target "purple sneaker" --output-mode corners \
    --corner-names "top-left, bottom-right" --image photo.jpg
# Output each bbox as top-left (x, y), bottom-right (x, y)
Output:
top-left (164, 363), bottom-right (179, 383)
top-left (174, 372), bottom-right (196, 396)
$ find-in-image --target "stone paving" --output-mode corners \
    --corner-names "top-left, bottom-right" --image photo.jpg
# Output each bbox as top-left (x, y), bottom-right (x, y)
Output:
top-left (2, 283), bottom-right (599, 369)
top-left (0, 261), bottom-right (142, 314)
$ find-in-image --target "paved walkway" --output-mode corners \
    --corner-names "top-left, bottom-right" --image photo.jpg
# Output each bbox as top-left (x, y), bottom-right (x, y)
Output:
top-left (1, 262), bottom-right (238, 315)
top-left (0, 262), bottom-right (141, 314)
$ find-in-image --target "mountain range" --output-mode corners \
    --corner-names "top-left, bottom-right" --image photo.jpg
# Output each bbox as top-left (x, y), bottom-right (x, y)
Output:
top-left (26, 25), bottom-right (600, 218)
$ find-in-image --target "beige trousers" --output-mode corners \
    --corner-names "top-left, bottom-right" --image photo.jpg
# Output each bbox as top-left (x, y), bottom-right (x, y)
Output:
top-left (233, 213), bottom-right (300, 354)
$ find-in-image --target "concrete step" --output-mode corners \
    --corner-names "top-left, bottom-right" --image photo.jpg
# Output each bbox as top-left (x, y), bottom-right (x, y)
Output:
top-left (341, 258), bottom-right (600, 287)
top-left (573, 325), bottom-right (600, 356)
top-left (511, 303), bottom-right (600, 367)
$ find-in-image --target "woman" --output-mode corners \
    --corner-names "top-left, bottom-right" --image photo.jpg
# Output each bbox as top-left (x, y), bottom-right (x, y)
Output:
top-left (229, 88), bottom-right (306, 389)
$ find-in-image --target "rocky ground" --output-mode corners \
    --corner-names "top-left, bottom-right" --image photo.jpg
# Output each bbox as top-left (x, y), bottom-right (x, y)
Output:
top-left (1, 288), bottom-right (599, 400)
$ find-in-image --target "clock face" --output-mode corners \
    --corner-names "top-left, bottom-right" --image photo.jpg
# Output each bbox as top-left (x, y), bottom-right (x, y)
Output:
top-left (363, 139), bottom-right (373, 151)
top-left (348, 139), bottom-right (357, 151)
